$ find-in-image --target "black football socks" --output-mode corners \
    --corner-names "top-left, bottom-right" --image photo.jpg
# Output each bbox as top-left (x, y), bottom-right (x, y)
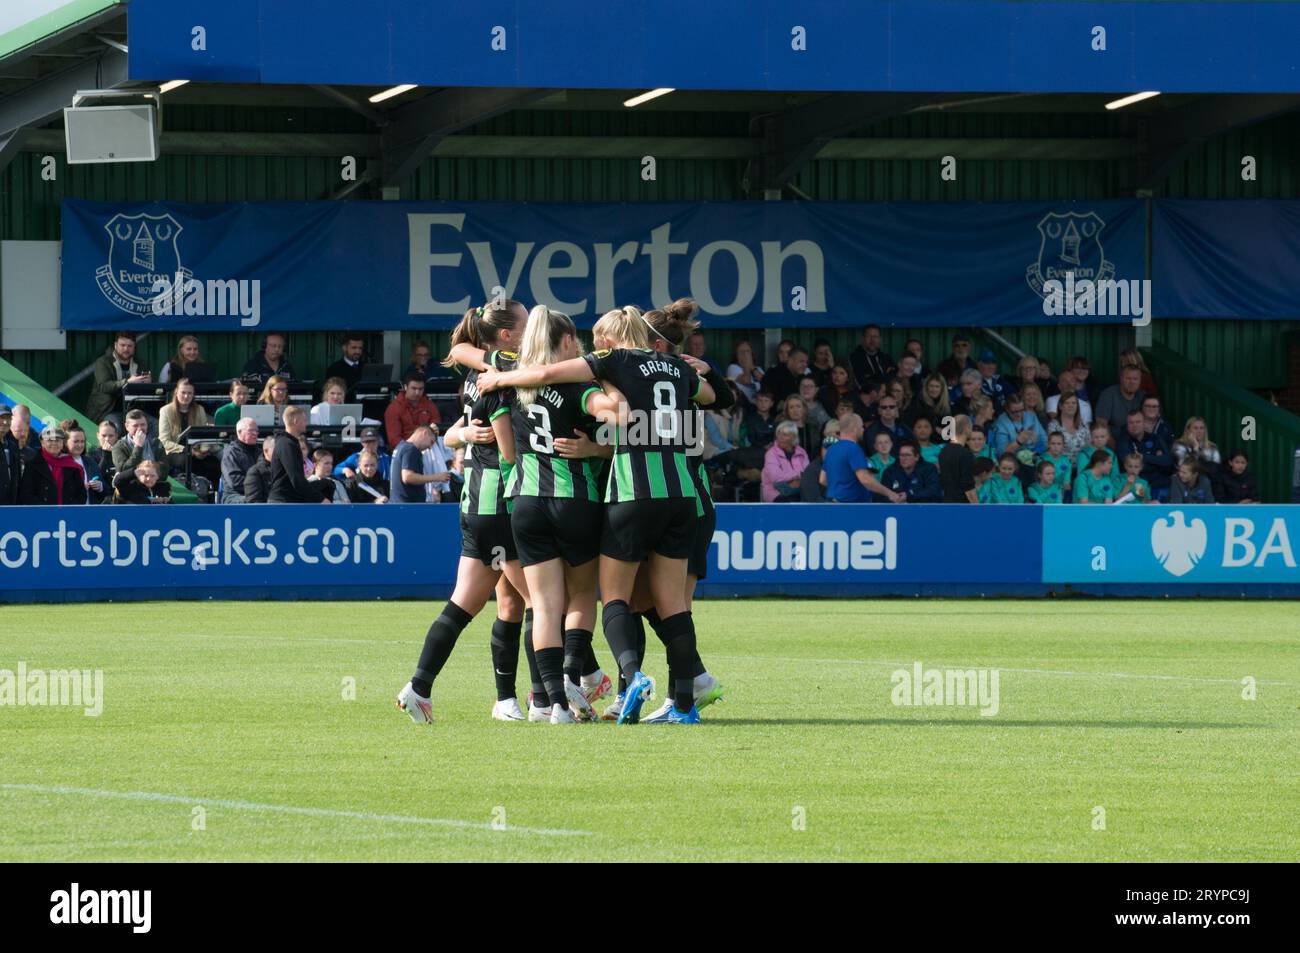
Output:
top-left (645, 606), bottom-right (707, 677)
top-left (411, 602), bottom-right (474, 697)
top-left (523, 609), bottom-right (549, 708)
top-left (535, 647), bottom-right (568, 715)
top-left (563, 628), bottom-right (594, 684)
top-left (490, 618), bottom-right (522, 702)
top-left (658, 611), bottom-right (699, 713)
top-left (602, 600), bottom-right (643, 686)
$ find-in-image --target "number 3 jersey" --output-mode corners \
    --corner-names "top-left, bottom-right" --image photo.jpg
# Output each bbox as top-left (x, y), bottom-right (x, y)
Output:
top-left (581, 347), bottom-right (703, 504)
top-left (504, 381), bottom-right (604, 502)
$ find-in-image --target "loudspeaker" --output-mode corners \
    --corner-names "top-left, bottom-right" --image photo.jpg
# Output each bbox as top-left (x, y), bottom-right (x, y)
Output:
top-left (64, 90), bottom-right (161, 164)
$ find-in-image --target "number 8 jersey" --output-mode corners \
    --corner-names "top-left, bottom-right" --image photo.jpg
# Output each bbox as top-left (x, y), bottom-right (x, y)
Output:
top-left (581, 348), bottom-right (703, 504)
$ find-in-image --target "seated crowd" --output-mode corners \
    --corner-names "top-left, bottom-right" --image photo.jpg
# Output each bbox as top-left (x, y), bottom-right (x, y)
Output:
top-left (0, 327), bottom-right (1260, 507)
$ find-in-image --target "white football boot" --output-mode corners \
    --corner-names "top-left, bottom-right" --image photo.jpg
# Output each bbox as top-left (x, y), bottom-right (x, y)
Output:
top-left (396, 682), bottom-right (433, 724)
top-left (491, 697), bottom-right (525, 721)
top-left (550, 704), bottom-right (578, 724)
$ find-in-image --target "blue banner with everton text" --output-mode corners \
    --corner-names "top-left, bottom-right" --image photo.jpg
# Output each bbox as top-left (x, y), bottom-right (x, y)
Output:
top-left (58, 198), bottom-right (1146, 332)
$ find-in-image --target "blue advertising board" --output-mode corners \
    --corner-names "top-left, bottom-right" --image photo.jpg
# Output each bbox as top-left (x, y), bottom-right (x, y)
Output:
top-left (125, 1), bottom-right (1300, 95)
top-left (59, 198), bottom-right (1146, 331)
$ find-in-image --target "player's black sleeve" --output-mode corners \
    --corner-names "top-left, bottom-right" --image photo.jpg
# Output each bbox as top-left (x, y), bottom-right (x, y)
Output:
top-left (700, 367), bottom-right (734, 410)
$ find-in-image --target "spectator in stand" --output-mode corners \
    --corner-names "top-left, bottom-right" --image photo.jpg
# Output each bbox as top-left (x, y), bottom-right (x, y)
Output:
top-left (725, 340), bottom-right (766, 405)
top-left (213, 380), bottom-right (252, 425)
top-left (744, 390), bottom-right (779, 450)
top-left (0, 405), bottom-right (18, 504)
top-left (324, 332), bottom-right (366, 396)
top-left (112, 458), bottom-right (171, 504)
top-left (1036, 357), bottom-right (1058, 398)
top-left (684, 331), bottom-right (720, 373)
top-left (1045, 371), bottom-right (1092, 424)
top-left (967, 393), bottom-right (996, 435)
top-left (258, 376), bottom-right (291, 423)
top-left (1141, 395), bottom-right (1174, 446)
top-left (391, 424), bottom-right (441, 503)
top-left (990, 393), bottom-right (1047, 457)
top-left (910, 415), bottom-right (944, 466)
top-left (242, 331), bottom-right (296, 382)
top-left (880, 439), bottom-right (941, 503)
top-left (336, 428), bottom-right (392, 480)
top-left (897, 353), bottom-right (923, 397)
top-left (384, 372), bottom-right (441, 447)
top-left (937, 333), bottom-right (976, 387)
top-left (1119, 347), bottom-right (1157, 397)
top-left (159, 335), bottom-right (210, 384)
top-left (1117, 408), bottom-right (1173, 500)
top-left (1096, 365), bottom-right (1146, 439)
top-left (950, 369), bottom-right (983, 417)
top-left (112, 409), bottom-right (170, 481)
top-left (1041, 431), bottom-right (1073, 499)
top-left (886, 377), bottom-right (912, 423)
top-left (823, 413), bottom-right (903, 503)
top-left (269, 406), bottom-right (328, 503)
top-left (908, 373), bottom-right (951, 428)
top-left (976, 351), bottom-right (1015, 410)
top-left (764, 347), bottom-right (812, 402)
top-left (1020, 382), bottom-right (1050, 431)
top-left (1014, 356), bottom-right (1041, 397)
top-left (863, 393), bottom-right (911, 453)
top-left (1113, 452), bottom-right (1151, 504)
top-left (19, 428), bottom-right (86, 505)
top-left (938, 414), bottom-right (977, 503)
top-left (1048, 392), bottom-right (1090, 467)
top-left (1066, 356), bottom-right (1093, 403)
top-left (242, 436), bottom-right (275, 503)
top-left (1077, 420), bottom-right (1119, 476)
top-left (421, 423), bottom-right (456, 502)
top-left (87, 332), bottom-right (150, 430)
top-left (89, 420), bottom-right (118, 485)
top-left (1172, 416), bottom-right (1221, 471)
top-left (867, 431), bottom-right (896, 477)
top-left (220, 417), bottom-right (262, 503)
top-left (308, 449), bottom-right (349, 503)
top-left (904, 339), bottom-right (925, 375)
top-left (1074, 450), bottom-right (1116, 504)
top-left (1217, 450), bottom-right (1257, 503)
top-left (777, 394), bottom-right (820, 456)
top-left (809, 339), bottom-right (836, 388)
top-left (849, 324), bottom-right (896, 390)
top-left (817, 364), bottom-right (867, 419)
top-left (800, 423), bottom-right (839, 503)
top-left (63, 424), bottom-right (105, 504)
top-left (967, 425), bottom-right (994, 462)
top-left (799, 377), bottom-right (829, 433)
top-left (1027, 459), bottom-right (1064, 504)
top-left (972, 457), bottom-right (996, 502)
top-left (1170, 458), bottom-right (1214, 505)
top-left (159, 378), bottom-right (218, 486)
top-left (9, 404), bottom-right (37, 462)
top-left (984, 453), bottom-right (1025, 504)
top-left (347, 450), bottom-right (390, 503)
top-left (761, 421), bottom-right (809, 502)
top-left (311, 376), bottom-right (349, 425)
top-left (403, 339), bottom-right (451, 383)
top-left (703, 384), bottom-right (745, 467)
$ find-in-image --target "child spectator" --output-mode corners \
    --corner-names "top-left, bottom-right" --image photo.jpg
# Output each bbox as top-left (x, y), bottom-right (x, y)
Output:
top-left (973, 457), bottom-right (996, 503)
top-left (1076, 420), bottom-right (1119, 475)
top-left (308, 448), bottom-right (349, 503)
top-left (744, 390), bottom-right (779, 450)
top-left (967, 426), bottom-right (994, 461)
top-left (1028, 460), bottom-right (1063, 504)
top-left (347, 450), bottom-right (390, 503)
top-left (799, 377), bottom-right (830, 433)
top-left (984, 453), bottom-right (1025, 504)
top-left (112, 459), bottom-right (171, 504)
top-left (867, 431), bottom-right (896, 476)
top-left (1217, 449), bottom-right (1257, 503)
top-left (1112, 451), bottom-right (1151, 504)
top-left (1041, 431), bottom-right (1072, 497)
top-left (910, 415), bottom-right (944, 466)
top-left (1170, 458), bottom-right (1214, 504)
top-left (1074, 451), bottom-right (1115, 504)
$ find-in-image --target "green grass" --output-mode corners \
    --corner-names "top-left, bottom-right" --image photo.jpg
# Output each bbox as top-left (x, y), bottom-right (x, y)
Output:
top-left (1, 600), bottom-right (1296, 862)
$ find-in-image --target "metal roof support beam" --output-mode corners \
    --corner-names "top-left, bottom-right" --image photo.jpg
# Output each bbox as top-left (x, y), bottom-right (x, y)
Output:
top-left (309, 84), bottom-right (388, 126)
top-left (0, 46), bottom-right (127, 137)
top-left (379, 86), bottom-right (549, 186)
top-left (1135, 93), bottom-right (1300, 189)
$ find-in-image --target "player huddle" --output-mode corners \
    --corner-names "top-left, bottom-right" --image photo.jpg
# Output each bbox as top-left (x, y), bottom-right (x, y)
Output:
top-left (396, 298), bottom-right (728, 726)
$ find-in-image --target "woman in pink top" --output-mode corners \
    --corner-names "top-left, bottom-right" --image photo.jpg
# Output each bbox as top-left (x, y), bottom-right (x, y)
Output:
top-left (761, 421), bottom-right (810, 503)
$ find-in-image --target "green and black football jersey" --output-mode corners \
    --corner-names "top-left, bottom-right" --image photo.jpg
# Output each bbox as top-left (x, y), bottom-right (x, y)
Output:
top-left (505, 381), bottom-right (603, 501)
top-left (582, 348), bottom-right (704, 504)
top-left (459, 350), bottom-right (515, 516)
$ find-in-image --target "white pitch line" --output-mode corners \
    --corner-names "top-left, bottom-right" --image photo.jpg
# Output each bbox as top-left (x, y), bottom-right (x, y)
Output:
top-left (0, 784), bottom-right (587, 838)
top-left (706, 654), bottom-right (1296, 687)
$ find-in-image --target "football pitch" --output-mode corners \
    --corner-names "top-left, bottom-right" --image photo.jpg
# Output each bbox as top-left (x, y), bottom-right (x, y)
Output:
top-left (1, 600), bottom-right (1295, 862)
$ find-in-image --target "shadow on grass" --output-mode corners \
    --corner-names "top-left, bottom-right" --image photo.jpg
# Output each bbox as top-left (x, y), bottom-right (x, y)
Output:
top-left (706, 718), bottom-right (1263, 729)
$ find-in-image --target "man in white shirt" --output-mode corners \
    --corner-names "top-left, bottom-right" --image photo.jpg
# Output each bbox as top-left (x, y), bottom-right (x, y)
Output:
top-left (1044, 370), bottom-right (1094, 426)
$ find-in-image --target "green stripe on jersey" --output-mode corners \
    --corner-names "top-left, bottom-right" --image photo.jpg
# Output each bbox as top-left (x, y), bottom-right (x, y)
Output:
top-left (581, 461), bottom-right (599, 502)
top-left (476, 468), bottom-right (502, 515)
top-left (674, 453), bottom-right (698, 501)
top-left (551, 459), bottom-right (574, 498)
top-left (521, 454), bottom-right (541, 496)
top-left (645, 451), bottom-right (668, 498)
top-left (611, 453), bottom-right (635, 503)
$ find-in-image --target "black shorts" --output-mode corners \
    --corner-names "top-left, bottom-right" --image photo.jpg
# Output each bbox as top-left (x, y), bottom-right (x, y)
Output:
top-left (510, 496), bottom-right (602, 568)
top-left (460, 511), bottom-right (517, 566)
top-left (689, 501), bottom-right (716, 581)
top-left (601, 498), bottom-right (696, 563)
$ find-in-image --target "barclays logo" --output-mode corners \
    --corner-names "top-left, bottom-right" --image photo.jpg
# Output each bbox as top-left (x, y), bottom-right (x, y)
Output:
top-left (1151, 511), bottom-right (1207, 577)
top-left (1150, 510), bottom-right (1296, 577)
